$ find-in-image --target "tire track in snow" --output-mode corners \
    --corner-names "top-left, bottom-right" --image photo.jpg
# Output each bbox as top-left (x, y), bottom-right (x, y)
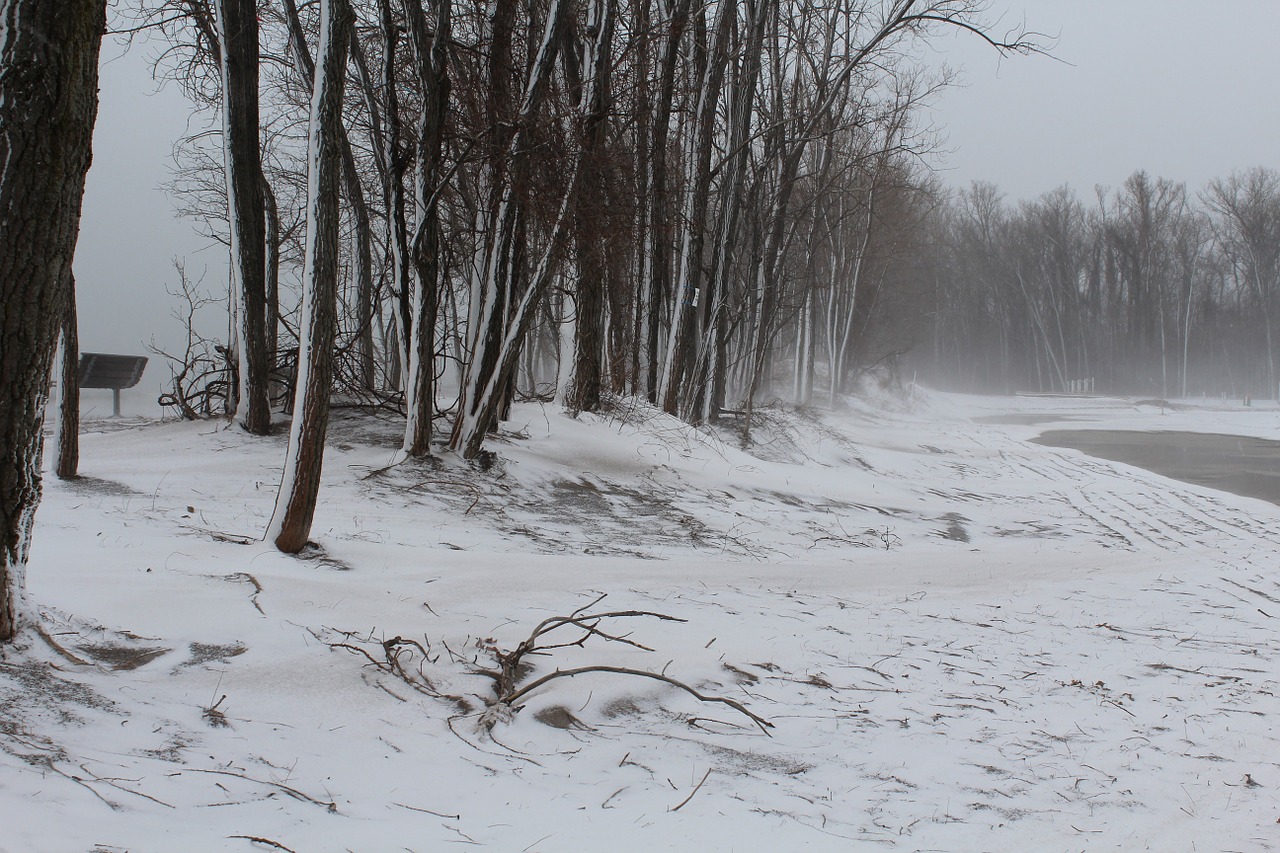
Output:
top-left (989, 432), bottom-right (1280, 554)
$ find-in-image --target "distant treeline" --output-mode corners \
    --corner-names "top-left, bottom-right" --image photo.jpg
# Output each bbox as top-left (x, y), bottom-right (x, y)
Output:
top-left (136, 1), bottom-right (1275, 426)
top-left (911, 169), bottom-right (1280, 400)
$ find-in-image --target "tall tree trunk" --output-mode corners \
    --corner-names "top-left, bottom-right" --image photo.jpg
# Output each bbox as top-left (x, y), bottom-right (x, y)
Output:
top-left (282, 0), bottom-right (376, 395)
top-left (638, 0), bottom-right (691, 402)
top-left (683, 0), bottom-right (766, 423)
top-left (262, 175), bottom-right (280, 392)
top-left (56, 277), bottom-right (81, 480)
top-left (344, 31), bottom-right (379, 394)
top-left (371, 0), bottom-right (413, 386)
top-left (450, 0), bottom-right (571, 457)
top-left (269, 0), bottom-right (354, 554)
top-left (566, 0), bottom-right (617, 413)
top-left (217, 0), bottom-right (272, 434)
top-left (401, 0), bottom-right (452, 457)
top-left (0, 0), bottom-right (106, 642)
top-left (657, 0), bottom-right (734, 414)
top-left (628, 0), bottom-right (653, 398)
top-left (343, 144), bottom-right (377, 392)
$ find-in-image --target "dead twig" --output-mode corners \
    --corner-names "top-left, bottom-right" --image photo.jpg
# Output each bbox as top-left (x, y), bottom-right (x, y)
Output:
top-left (670, 768), bottom-right (713, 812)
top-left (315, 625), bottom-right (471, 713)
top-left (228, 836), bottom-right (297, 853)
top-left (226, 572), bottom-right (265, 615)
top-left (32, 755), bottom-right (119, 810)
top-left (79, 764), bottom-right (175, 808)
top-left (393, 802), bottom-right (461, 819)
top-left (186, 768), bottom-right (337, 813)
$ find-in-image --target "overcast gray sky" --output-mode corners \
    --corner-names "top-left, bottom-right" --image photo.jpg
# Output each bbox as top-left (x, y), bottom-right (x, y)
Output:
top-left (72, 0), bottom-right (1280, 409)
top-left (925, 0), bottom-right (1280, 199)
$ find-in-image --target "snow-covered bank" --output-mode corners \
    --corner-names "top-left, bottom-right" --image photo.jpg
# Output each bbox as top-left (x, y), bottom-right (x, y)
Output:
top-left (5, 391), bottom-right (1280, 852)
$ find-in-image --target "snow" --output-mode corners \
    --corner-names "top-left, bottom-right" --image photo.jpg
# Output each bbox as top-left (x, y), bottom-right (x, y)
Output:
top-left (6, 388), bottom-right (1280, 852)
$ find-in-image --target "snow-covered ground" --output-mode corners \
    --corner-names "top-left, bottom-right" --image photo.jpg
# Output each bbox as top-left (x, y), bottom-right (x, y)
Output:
top-left (5, 389), bottom-right (1280, 852)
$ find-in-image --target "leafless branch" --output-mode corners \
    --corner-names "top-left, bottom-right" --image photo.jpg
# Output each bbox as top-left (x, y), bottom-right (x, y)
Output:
top-left (228, 835), bottom-right (298, 853)
top-left (502, 665), bottom-right (772, 734)
top-left (186, 768), bottom-right (337, 812)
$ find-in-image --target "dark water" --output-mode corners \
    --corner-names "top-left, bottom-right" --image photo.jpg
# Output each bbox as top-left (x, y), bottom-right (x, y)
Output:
top-left (973, 414), bottom-right (1084, 426)
top-left (1033, 430), bottom-right (1280, 506)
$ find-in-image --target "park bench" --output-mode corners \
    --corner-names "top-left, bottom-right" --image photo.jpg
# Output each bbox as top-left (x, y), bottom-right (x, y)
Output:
top-left (78, 353), bottom-right (148, 417)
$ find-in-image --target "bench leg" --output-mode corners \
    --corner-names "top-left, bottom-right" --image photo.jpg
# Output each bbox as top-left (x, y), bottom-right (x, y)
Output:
top-left (112, 389), bottom-right (121, 418)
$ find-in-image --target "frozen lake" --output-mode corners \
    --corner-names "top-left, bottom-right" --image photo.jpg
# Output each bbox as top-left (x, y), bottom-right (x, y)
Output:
top-left (1034, 429), bottom-right (1280, 506)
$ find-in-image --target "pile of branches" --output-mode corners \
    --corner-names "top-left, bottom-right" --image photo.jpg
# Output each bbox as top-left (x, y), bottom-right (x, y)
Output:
top-left (324, 594), bottom-right (771, 735)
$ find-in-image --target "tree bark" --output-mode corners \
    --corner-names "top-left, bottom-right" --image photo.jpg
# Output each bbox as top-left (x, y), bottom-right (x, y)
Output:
top-left (0, 0), bottom-right (106, 642)
top-left (217, 0), bottom-right (272, 434)
top-left (449, 0), bottom-right (571, 457)
top-left (268, 0), bottom-right (354, 554)
top-left (282, 0), bottom-right (376, 396)
top-left (637, 0), bottom-right (691, 403)
top-left (261, 178), bottom-right (279, 397)
top-left (401, 0), bottom-right (452, 457)
top-left (566, 0), bottom-right (617, 414)
top-left (56, 277), bottom-right (81, 480)
top-left (657, 0), bottom-right (734, 414)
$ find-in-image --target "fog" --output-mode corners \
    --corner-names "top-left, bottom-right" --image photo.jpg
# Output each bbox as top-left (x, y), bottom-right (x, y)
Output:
top-left (70, 1), bottom-right (1280, 414)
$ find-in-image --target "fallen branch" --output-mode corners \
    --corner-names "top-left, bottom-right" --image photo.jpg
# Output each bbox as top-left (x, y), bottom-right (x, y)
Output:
top-left (186, 768), bottom-right (337, 813)
top-left (316, 626), bottom-right (471, 712)
top-left (471, 595), bottom-right (770, 734)
top-left (79, 764), bottom-right (175, 808)
top-left (393, 802), bottom-right (461, 819)
top-left (31, 755), bottom-right (119, 810)
top-left (34, 622), bottom-right (94, 667)
top-left (322, 595), bottom-right (769, 740)
top-left (503, 665), bottom-right (772, 734)
top-left (482, 593), bottom-right (685, 697)
top-left (228, 836), bottom-right (297, 853)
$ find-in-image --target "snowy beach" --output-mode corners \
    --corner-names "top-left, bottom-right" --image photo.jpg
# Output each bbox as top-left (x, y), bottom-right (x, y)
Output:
top-left (4, 389), bottom-right (1280, 852)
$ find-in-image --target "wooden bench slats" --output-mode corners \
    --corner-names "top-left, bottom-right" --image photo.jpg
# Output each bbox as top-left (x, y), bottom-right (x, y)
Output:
top-left (78, 353), bottom-right (148, 390)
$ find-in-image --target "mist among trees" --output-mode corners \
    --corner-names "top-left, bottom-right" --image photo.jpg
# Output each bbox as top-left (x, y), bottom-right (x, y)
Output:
top-left (123, 0), bottom-right (1038, 447)
top-left (5, 0), bottom-right (1278, 635)
top-left (917, 169), bottom-right (1280, 401)
top-left (126, 0), bottom-right (1278, 457)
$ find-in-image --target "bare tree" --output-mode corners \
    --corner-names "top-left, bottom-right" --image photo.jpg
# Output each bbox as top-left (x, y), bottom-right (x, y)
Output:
top-left (448, 0), bottom-right (576, 458)
top-left (0, 0), bottom-right (107, 642)
top-left (565, 0), bottom-right (619, 414)
top-left (400, 0), bottom-right (453, 457)
top-left (216, 0), bottom-right (272, 433)
top-left (55, 277), bottom-right (81, 480)
top-left (633, 0), bottom-right (693, 403)
top-left (126, 0), bottom-right (1042, 467)
top-left (918, 170), bottom-right (1246, 399)
top-left (269, 0), bottom-right (355, 553)
top-left (1205, 168), bottom-right (1280, 399)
